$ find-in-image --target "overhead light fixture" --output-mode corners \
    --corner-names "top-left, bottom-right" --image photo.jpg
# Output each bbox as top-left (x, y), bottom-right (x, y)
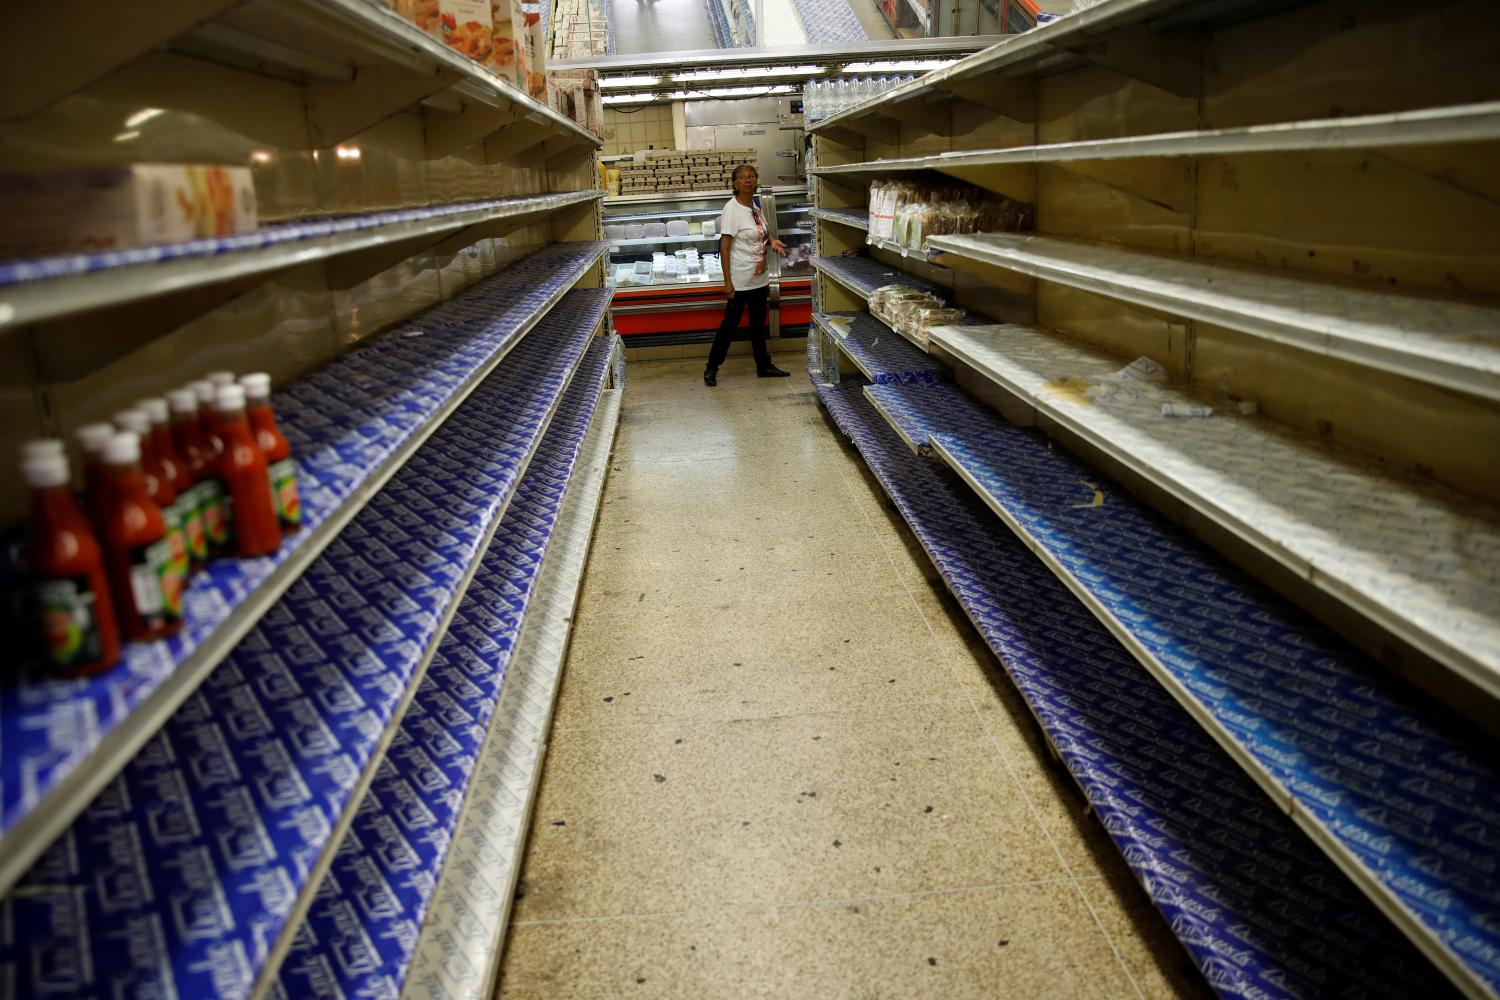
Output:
top-left (112, 130), bottom-right (141, 143)
top-left (335, 145), bottom-right (362, 161)
top-left (599, 74), bottom-right (663, 90)
top-left (124, 108), bottom-right (164, 128)
top-left (841, 59), bottom-right (954, 72)
top-left (602, 91), bottom-right (658, 105)
top-left (250, 150), bottom-right (274, 165)
top-left (672, 65), bottom-right (822, 83)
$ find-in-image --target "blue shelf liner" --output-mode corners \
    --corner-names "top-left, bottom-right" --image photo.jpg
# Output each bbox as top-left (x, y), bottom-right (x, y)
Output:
top-left (273, 335), bottom-right (616, 998)
top-left (0, 289), bottom-right (612, 1000)
top-left (862, 379), bottom-right (1500, 994)
top-left (814, 311), bottom-right (951, 385)
top-left (815, 380), bottom-right (1451, 999)
top-left (0, 194), bottom-right (594, 287)
top-left (810, 253), bottom-right (949, 300)
top-left (0, 241), bottom-right (608, 843)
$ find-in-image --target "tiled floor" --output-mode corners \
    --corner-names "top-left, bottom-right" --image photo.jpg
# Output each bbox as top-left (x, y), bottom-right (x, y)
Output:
top-left (496, 357), bottom-right (1209, 998)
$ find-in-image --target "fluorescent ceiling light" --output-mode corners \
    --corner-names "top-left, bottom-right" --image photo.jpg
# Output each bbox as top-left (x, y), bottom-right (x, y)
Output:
top-left (673, 65), bottom-right (821, 83)
top-left (112, 130), bottom-right (141, 143)
top-left (841, 59), bottom-right (953, 72)
top-left (599, 74), bottom-right (662, 89)
top-left (602, 91), bottom-right (658, 104)
top-left (124, 108), bottom-right (165, 128)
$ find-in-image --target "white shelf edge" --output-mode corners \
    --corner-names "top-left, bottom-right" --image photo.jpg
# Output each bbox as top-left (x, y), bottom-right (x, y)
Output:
top-left (813, 100), bottom-right (1500, 176)
top-left (400, 388), bottom-right (622, 1000)
top-left (0, 246), bottom-right (609, 902)
top-left (0, 191), bottom-right (603, 332)
top-left (924, 427), bottom-right (1492, 1000)
top-left (929, 324), bottom-right (1500, 705)
top-left (927, 232), bottom-right (1500, 404)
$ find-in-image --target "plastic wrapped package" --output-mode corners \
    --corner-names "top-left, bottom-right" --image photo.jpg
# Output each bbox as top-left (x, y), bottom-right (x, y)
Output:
top-left (643, 222), bottom-right (668, 238)
top-left (896, 307), bottom-right (966, 347)
top-left (688, 221), bottom-right (702, 235)
top-left (701, 219), bottom-right (717, 238)
top-left (604, 224), bottom-right (627, 240)
top-left (625, 223), bottom-right (646, 239)
top-left (665, 219), bottom-right (690, 237)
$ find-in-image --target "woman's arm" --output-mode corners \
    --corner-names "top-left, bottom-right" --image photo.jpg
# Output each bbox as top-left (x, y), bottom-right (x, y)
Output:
top-left (719, 233), bottom-right (734, 298)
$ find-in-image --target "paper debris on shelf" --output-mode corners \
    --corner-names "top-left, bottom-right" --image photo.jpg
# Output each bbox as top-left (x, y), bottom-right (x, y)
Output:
top-left (823, 315), bottom-right (854, 339)
top-left (1160, 402), bottom-right (1215, 418)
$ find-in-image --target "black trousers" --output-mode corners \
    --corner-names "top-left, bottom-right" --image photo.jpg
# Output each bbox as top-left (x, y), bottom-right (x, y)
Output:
top-left (707, 285), bottom-right (773, 371)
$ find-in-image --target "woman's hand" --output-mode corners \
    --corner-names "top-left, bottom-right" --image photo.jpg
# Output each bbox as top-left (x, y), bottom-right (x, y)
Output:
top-left (724, 282), bottom-right (734, 300)
top-left (771, 238), bottom-right (788, 256)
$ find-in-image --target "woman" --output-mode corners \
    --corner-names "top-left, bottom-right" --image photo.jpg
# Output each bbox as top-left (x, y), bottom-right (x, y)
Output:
top-left (704, 164), bottom-right (790, 386)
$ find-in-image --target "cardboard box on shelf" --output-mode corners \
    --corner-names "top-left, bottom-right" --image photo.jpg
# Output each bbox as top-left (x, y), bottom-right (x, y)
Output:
top-left (487, 1), bottom-right (521, 87)
top-left (437, 0), bottom-right (493, 61)
top-left (0, 164), bottom-right (258, 260)
top-left (517, 1), bottom-right (547, 101)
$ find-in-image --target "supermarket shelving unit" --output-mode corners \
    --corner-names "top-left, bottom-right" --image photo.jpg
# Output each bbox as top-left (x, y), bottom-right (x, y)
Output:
top-left (0, 3), bottom-right (620, 997)
top-left (807, 0), bottom-right (1500, 996)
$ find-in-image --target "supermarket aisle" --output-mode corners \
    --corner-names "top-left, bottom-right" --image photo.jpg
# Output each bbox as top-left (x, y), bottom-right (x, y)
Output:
top-left (496, 357), bottom-right (1210, 998)
top-left (610, 0), bottom-right (719, 54)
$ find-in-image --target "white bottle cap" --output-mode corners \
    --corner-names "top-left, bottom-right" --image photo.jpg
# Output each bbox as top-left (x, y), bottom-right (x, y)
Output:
top-left (214, 384), bottom-right (246, 412)
top-left (191, 380), bottom-right (215, 405)
top-left (239, 372), bottom-right (272, 399)
top-left (140, 398), bottom-right (170, 424)
top-left (22, 452), bottom-right (70, 489)
top-left (207, 371), bottom-right (236, 388)
top-left (20, 439), bottom-right (65, 462)
top-left (167, 388), bottom-right (198, 414)
top-left (114, 409), bottom-right (151, 436)
top-left (104, 432), bottom-right (141, 465)
top-left (76, 422), bottom-right (116, 456)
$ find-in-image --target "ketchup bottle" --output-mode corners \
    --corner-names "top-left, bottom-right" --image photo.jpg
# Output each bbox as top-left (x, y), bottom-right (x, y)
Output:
top-left (193, 379), bottom-right (225, 458)
top-left (214, 384), bottom-right (281, 558)
top-left (99, 432), bottom-right (181, 641)
top-left (115, 409), bottom-right (187, 616)
top-left (171, 387), bottom-right (230, 560)
top-left (142, 397), bottom-right (202, 577)
top-left (75, 422), bottom-right (115, 533)
top-left (23, 445), bottom-right (121, 675)
top-left (240, 373), bottom-right (301, 534)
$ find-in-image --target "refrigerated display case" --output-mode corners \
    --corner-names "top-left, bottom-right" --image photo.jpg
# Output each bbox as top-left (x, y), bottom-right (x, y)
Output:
top-left (604, 186), bottom-right (814, 344)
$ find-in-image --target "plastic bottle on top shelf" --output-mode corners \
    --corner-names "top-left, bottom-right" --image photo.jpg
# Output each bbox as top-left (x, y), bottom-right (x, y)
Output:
top-left (141, 397), bottom-right (202, 576)
top-left (169, 387), bottom-right (227, 565)
top-left (24, 445), bottom-right (121, 675)
top-left (99, 432), bottom-right (181, 642)
top-left (214, 384), bottom-right (281, 559)
top-left (115, 409), bottom-right (188, 602)
top-left (239, 373), bottom-right (301, 533)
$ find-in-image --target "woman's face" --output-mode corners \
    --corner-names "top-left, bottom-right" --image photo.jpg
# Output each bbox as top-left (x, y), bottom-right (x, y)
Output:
top-left (733, 168), bottom-right (758, 196)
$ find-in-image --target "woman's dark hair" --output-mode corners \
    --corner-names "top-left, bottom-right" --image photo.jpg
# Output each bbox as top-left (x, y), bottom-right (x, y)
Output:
top-left (732, 164), bottom-right (758, 183)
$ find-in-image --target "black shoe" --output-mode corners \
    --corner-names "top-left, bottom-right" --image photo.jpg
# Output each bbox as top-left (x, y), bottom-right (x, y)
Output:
top-left (757, 365), bottom-right (791, 378)
top-left (704, 366), bottom-right (718, 387)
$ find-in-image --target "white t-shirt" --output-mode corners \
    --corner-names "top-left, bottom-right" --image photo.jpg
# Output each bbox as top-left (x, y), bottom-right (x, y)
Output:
top-left (718, 197), bottom-right (769, 292)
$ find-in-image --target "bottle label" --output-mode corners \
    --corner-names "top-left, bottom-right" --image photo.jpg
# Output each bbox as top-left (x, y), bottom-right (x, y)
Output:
top-left (159, 506), bottom-right (188, 619)
top-left (180, 487), bottom-right (208, 563)
top-left (127, 539), bottom-right (179, 628)
top-left (269, 458), bottom-right (302, 528)
top-left (200, 479), bottom-right (233, 550)
top-left (36, 577), bottom-right (104, 670)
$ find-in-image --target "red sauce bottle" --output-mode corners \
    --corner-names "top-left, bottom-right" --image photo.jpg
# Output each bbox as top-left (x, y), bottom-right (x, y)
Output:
top-left (213, 384), bottom-right (281, 558)
top-left (23, 444), bottom-right (121, 674)
top-left (115, 409), bottom-right (187, 619)
top-left (75, 422), bottom-right (116, 534)
top-left (240, 372), bottom-right (301, 534)
top-left (171, 386), bottom-right (230, 560)
top-left (142, 397), bottom-right (202, 578)
top-left (193, 379), bottom-right (225, 458)
top-left (99, 432), bottom-right (181, 642)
